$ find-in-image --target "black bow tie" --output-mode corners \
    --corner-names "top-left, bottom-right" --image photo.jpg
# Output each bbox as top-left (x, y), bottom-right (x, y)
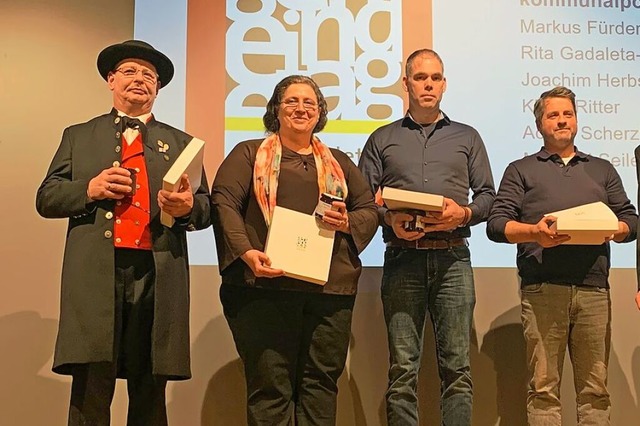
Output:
top-left (121, 116), bottom-right (145, 131)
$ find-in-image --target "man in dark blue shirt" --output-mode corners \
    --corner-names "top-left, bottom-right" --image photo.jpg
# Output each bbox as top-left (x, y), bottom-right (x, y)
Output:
top-left (359, 48), bottom-right (495, 425)
top-left (487, 86), bottom-right (637, 426)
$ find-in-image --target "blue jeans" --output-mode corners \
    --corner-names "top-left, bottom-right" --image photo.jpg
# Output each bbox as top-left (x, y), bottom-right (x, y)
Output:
top-left (521, 283), bottom-right (611, 426)
top-left (382, 245), bottom-right (475, 426)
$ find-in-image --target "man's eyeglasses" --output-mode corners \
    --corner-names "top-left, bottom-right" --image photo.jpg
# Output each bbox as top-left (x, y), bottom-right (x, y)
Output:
top-left (280, 99), bottom-right (318, 111)
top-left (115, 67), bottom-right (158, 84)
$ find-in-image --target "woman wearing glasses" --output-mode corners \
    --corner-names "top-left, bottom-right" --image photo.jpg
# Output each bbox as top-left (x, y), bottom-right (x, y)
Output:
top-left (211, 75), bottom-right (378, 425)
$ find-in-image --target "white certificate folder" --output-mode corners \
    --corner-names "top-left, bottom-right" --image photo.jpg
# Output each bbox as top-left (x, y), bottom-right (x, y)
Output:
top-left (264, 206), bottom-right (335, 285)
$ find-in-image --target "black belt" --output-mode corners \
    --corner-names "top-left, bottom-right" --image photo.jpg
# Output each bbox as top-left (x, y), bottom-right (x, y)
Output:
top-left (386, 237), bottom-right (468, 250)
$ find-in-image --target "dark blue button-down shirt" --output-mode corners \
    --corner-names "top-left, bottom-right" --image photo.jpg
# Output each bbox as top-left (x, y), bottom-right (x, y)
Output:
top-left (358, 113), bottom-right (496, 241)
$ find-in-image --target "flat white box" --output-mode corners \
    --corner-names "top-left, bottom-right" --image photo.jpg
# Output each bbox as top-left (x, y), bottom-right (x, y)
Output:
top-left (546, 201), bottom-right (618, 245)
top-left (161, 137), bottom-right (205, 227)
top-left (381, 187), bottom-right (444, 213)
top-left (264, 206), bottom-right (335, 285)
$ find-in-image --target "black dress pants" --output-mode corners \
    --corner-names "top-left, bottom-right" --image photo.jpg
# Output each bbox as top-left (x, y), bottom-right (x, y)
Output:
top-left (220, 283), bottom-right (355, 426)
top-left (68, 249), bottom-right (167, 426)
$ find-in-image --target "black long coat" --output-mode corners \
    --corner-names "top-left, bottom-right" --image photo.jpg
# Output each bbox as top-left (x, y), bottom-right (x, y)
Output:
top-left (36, 110), bottom-right (211, 380)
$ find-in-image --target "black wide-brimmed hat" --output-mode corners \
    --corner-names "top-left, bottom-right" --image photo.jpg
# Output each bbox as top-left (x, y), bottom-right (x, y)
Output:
top-left (97, 39), bottom-right (174, 86)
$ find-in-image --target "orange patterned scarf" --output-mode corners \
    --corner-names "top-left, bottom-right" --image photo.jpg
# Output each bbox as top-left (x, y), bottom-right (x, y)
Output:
top-left (253, 133), bottom-right (348, 226)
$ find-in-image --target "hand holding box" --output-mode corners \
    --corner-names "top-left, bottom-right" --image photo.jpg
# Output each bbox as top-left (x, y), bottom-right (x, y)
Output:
top-left (381, 187), bottom-right (445, 213)
top-left (161, 137), bottom-right (205, 227)
top-left (545, 201), bottom-right (618, 245)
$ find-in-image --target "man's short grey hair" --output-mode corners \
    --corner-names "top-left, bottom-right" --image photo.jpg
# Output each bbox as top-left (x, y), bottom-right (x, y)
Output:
top-left (405, 49), bottom-right (444, 77)
top-left (533, 86), bottom-right (577, 127)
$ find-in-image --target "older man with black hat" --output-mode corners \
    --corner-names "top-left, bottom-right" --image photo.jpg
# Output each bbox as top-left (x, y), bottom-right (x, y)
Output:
top-left (36, 40), bottom-right (210, 425)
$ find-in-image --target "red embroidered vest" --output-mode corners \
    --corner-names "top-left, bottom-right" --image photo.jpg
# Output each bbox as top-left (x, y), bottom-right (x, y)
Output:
top-left (113, 133), bottom-right (152, 250)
